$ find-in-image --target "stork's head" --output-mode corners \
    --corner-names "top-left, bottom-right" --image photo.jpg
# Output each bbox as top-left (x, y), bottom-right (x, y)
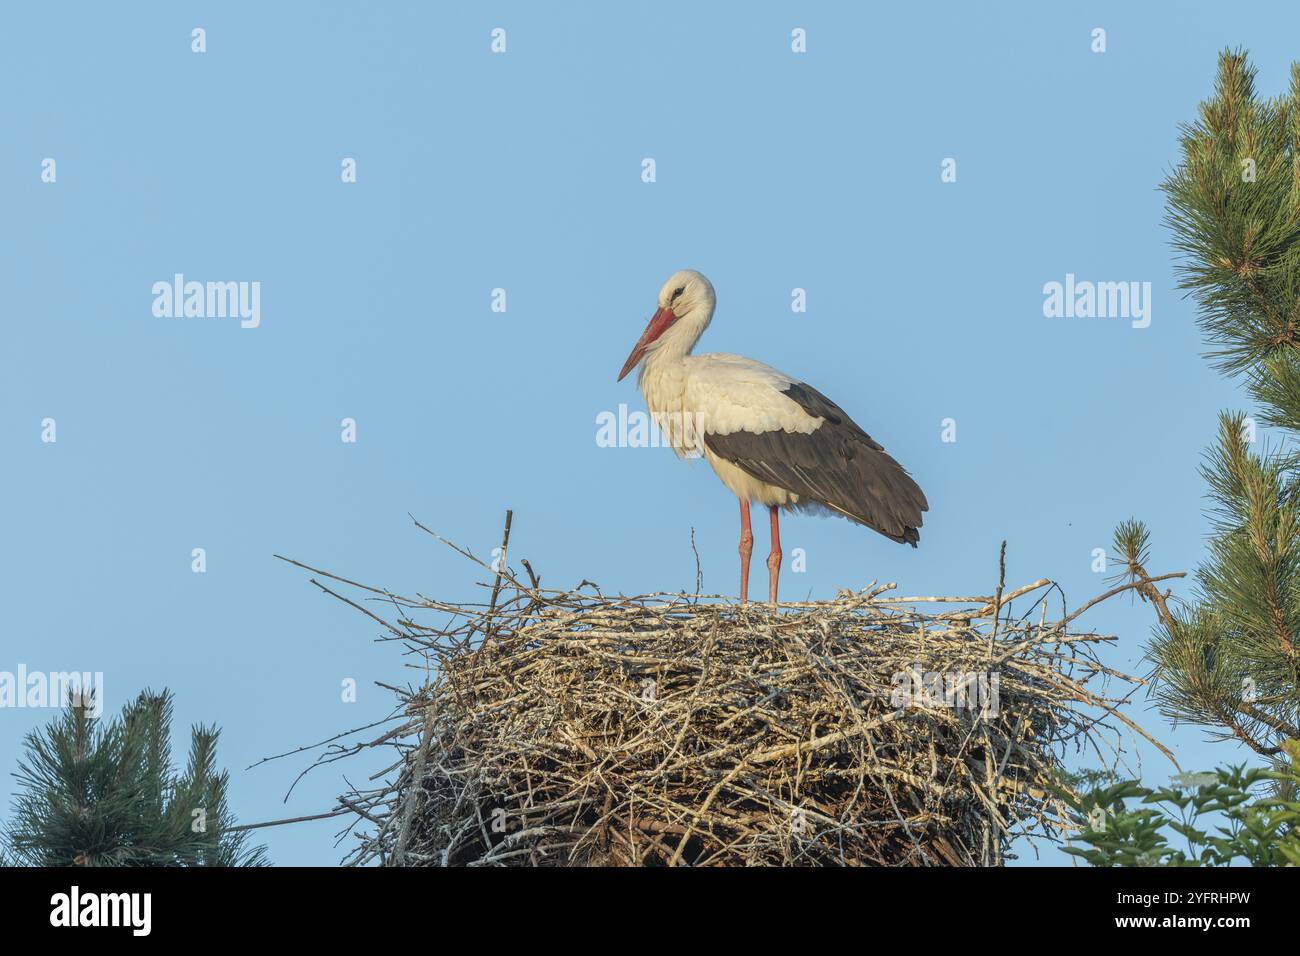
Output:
top-left (617, 269), bottom-right (716, 381)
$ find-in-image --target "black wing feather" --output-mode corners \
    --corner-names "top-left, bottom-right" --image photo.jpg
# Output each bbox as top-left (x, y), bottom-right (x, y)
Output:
top-left (704, 382), bottom-right (928, 546)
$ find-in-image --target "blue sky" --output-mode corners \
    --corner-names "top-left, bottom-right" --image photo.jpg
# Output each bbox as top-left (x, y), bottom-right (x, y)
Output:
top-left (2, 2), bottom-right (1297, 866)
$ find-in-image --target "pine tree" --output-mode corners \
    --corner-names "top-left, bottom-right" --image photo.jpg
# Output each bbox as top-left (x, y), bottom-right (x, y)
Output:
top-left (1118, 50), bottom-right (1300, 758)
top-left (3, 689), bottom-right (267, 866)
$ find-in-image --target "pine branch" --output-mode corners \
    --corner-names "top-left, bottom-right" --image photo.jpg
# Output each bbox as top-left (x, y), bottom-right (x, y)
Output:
top-left (3, 689), bottom-right (268, 867)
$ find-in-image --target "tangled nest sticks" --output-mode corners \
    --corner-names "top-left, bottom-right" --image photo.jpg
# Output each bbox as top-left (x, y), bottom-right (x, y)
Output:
top-left (273, 517), bottom-right (1179, 867)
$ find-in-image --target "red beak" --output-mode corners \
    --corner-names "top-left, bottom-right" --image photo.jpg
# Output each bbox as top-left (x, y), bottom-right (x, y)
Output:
top-left (617, 307), bottom-right (677, 382)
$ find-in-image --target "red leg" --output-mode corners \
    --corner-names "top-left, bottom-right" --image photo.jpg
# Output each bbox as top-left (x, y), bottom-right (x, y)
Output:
top-left (767, 506), bottom-right (782, 605)
top-left (738, 497), bottom-right (753, 604)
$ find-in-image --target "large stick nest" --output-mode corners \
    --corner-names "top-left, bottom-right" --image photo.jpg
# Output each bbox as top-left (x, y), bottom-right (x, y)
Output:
top-left (278, 523), bottom-right (1176, 867)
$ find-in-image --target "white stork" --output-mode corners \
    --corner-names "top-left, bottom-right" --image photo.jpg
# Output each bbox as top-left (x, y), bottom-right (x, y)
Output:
top-left (617, 270), bottom-right (928, 604)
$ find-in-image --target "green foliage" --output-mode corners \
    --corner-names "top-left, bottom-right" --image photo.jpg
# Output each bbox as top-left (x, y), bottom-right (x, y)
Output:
top-left (1112, 518), bottom-right (1152, 572)
top-left (1135, 415), bottom-right (1300, 753)
top-left (3, 689), bottom-right (267, 867)
top-left (1141, 50), bottom-right (1300, 757)
top-left (1060, 743), bottom-right (1300, 866)
top-left (1163, 51), bottom-right (1300, 380)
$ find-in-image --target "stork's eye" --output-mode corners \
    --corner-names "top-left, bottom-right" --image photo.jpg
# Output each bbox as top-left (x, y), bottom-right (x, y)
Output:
top-left (672, 287), bottom-right (685, 301)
